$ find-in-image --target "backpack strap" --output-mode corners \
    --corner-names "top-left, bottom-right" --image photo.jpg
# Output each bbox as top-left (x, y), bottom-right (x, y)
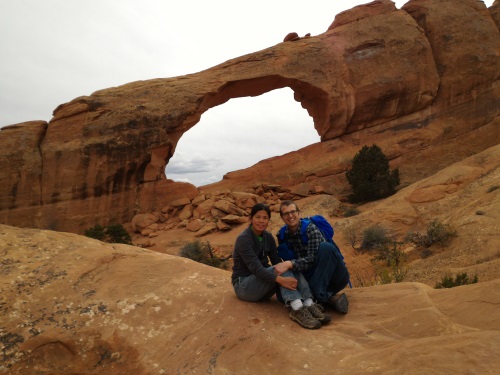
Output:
top-left (277, 225), bottom-right (287, 244)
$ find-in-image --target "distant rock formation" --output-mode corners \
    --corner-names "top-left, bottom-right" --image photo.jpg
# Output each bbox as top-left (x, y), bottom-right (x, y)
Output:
top-left (131, 183), bottom-right (329, 245)
top-left (0, 0), bottom-right (498, 233)
top-left (283, 32), bottom-right (299, 41)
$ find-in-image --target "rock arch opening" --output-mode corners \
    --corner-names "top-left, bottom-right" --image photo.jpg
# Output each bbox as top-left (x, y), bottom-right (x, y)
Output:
top-left (165, 87), bottom-right (320, 187)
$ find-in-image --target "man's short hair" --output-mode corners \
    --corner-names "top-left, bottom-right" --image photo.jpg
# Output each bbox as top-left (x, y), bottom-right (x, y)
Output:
top-left (279, 200), bottom-right (299, 216)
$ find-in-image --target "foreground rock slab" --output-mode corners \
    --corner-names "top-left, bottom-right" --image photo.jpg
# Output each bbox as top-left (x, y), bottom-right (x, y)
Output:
top-left (1, 225), bottom-right (499, 374)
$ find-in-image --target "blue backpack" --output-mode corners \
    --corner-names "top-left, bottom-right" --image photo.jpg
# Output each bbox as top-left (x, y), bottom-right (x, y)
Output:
top-left (277, 215), bottom-right (335, 246)
top-left (277, 215), bottom-right (351, 287)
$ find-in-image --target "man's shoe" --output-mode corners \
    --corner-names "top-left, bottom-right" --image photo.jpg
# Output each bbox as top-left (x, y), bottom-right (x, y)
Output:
top-left (307, 303), bottom-right (332, 324)
top-left (330, 293), bottom-right (349, 314)
top-left (289, 306), bottom-right (321, 329)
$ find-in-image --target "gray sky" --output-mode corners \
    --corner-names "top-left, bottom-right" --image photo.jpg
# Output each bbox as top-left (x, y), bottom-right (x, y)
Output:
top-left (1, 1), bottom-right (494, 186)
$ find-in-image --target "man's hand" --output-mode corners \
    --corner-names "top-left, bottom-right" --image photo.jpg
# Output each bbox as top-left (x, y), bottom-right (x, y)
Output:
top-left (274, 261), bottom-right (293, 275)
top-left (276, 276), bottom-right (298, 290)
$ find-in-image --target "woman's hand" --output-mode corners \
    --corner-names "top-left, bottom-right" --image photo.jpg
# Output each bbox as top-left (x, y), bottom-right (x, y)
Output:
top-left (276, 275), bottom-right (298, 290)
top-left (274, 261), bottom-right (292, 275)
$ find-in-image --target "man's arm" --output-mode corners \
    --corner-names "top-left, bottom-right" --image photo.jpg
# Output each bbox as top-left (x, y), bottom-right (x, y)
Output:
top-left (290, 223), bottom-right (325, 272)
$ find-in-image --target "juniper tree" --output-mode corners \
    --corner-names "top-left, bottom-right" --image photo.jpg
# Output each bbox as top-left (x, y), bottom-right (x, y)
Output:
top-left (346, 144), bottom-right (400, 203)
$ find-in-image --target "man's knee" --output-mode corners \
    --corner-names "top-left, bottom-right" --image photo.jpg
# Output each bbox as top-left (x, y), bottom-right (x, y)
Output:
top-left (317, 242), bottom-right (337, 261)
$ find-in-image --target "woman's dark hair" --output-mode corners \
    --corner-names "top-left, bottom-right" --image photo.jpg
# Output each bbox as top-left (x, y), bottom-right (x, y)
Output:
top-left (250, 203), bottom-right (271, 218)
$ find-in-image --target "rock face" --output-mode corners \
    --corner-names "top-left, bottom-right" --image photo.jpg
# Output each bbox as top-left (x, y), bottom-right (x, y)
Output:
top-left (1, 224), bottom-right (499, 375)
top-left (0, 0), bottom-right (498, 233)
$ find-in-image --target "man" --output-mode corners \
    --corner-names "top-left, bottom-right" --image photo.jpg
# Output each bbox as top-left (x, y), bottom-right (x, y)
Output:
top-left (273, 200), bottom-right (350, 313)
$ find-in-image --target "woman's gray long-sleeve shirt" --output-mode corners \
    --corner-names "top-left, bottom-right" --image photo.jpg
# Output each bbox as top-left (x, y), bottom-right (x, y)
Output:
top-left (231, 226), bottom-right (282, 284)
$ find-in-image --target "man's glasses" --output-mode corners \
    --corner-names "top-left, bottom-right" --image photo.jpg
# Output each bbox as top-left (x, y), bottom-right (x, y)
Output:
top-left (281, 210), bottom-right (298, 217)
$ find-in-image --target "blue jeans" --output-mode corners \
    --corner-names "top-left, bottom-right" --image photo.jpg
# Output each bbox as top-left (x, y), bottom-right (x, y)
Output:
top-left (233, 268), bottom-right (313, 303)
top-left (306, 242), bottom-right (350, 303)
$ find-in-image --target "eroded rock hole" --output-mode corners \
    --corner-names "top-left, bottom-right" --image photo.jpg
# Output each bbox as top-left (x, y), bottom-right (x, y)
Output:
top-left (165, 88), bottom-right (320, 187)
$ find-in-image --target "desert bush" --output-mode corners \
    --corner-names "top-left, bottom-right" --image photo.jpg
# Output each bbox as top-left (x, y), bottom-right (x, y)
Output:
top-left (361, 225), bottom-right (390, 250)
top-left (343, 206), bottom-right (360, 217)
top-left (84, 224), bottom-right (106, 241)
top-left (354, 264), bottom-right (408, 286)
top-left (487, 185), bottom-right (499, 193)
top-left (406, 220), bottom-right (457, 248)
top-left (346, 144), bottom-right (400, 203)
top-left (376, 265), bottom-right (409, 284)
top-left (435, 272), bottom-right (478, 289)
top-left (84, 223), bottom-right (131, 244)
top-left (420, 248), bottom-right (433, 259)
top-left (105, 223), bottom-right (132, 244)
top-left (342, 222), bottom-right (361, 249)
top-left (350, 270), bottom-right (378, 287)
top-left (180, 240), bottom-right (223, 268)
top-left (372, 241), bottom-right (408, 284)
top-left (373, 240), bottom-right (407, 267)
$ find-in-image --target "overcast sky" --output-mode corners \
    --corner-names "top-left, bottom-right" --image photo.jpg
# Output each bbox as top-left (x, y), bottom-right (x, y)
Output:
top-left (0, 1), bottom-right (494, 186)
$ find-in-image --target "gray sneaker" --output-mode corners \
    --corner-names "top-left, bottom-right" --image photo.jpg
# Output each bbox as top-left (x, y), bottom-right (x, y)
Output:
top-left (330, 293), bottom-right (349, 314)
top-left (289, 306), bottom-right (321, 329)
top-left (307, 303), bottom-right (332, 324)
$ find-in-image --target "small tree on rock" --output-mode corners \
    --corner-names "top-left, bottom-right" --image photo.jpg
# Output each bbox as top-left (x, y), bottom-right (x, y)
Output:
top-left (346, 144), bottom-right (400, 203)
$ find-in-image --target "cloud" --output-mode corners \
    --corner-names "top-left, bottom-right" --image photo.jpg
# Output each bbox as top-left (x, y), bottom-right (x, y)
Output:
top-left (166, 153), bottom-right (223, 174)
top-left (166, 88), bottom-right (320, 186)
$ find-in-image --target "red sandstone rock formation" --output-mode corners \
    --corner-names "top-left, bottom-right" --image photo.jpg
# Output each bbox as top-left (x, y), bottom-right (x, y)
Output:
top-left (0, 0), bottom-right (498, 233)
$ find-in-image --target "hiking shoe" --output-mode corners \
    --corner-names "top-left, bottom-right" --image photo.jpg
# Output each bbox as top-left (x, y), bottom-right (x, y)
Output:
top-left (330, 293), bottom-right (349, 314)
top-left (289, 306), bottom-right (321, 329)
top-left (307, 303), bottom-right (332, 324)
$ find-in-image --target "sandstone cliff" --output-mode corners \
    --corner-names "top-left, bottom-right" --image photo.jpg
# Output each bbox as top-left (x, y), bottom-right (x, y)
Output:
top-left (0, 0), bottom-right (498, 235)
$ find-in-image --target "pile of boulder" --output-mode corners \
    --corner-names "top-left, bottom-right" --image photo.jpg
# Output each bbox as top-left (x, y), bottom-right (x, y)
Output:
top-left (129, 183), bottom-right (317, 247)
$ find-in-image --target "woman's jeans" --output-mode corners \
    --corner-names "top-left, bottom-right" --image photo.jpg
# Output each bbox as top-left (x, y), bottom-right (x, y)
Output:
top-left (233, 268), bottom-right (313, 304)
top-left (307, 242), bottom-right (350, 303)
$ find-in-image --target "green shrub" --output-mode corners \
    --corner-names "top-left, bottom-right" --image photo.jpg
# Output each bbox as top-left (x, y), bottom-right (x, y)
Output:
top-left (84, 223), bottom-right (131, 244)
top-left (357, 263), bottom-right (409, 285)
top-left (376, 265), bottom-right (409, 284)
top-left (361, 225), bottom-right (390, 250)
top-left (344, 206), bottom-right (360, 217)
top-left (84, 224), bottom-right (106, 241)
top-left (342, 222), bottom-right (360, 249)
top-left (346, 144), bottom-right (400, 203)
top-left (487, 185), bottom-right (499, 193)
top-left (105, 223), bottom-right (132, 244)
top-left (406, 220), bottom-right (457, 248)
top-left (420, 248), bottom-right (433, 259)
top-left (372, 240), bottom-right (408, 284)
top-left (435, 272), bottom-right (478, 289)
top-left (180, 240), bottom-right (223, 268)
top-left (373, 240), bottom-right (407, 267)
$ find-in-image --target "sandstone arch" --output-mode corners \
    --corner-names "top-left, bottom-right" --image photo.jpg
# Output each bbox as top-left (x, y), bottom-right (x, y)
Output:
top-left (166, 87), bottom-right (320, 186)
top-left (0, 0), bottom-right (498, 233)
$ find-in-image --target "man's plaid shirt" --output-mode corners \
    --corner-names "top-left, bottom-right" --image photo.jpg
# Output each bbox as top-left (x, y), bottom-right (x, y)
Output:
top-left (283, 219), bottom-right (325, 272)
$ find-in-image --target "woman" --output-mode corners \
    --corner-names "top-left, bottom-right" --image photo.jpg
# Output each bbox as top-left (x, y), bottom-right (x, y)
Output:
top-left (231, 203), bottom-right (330, 329)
